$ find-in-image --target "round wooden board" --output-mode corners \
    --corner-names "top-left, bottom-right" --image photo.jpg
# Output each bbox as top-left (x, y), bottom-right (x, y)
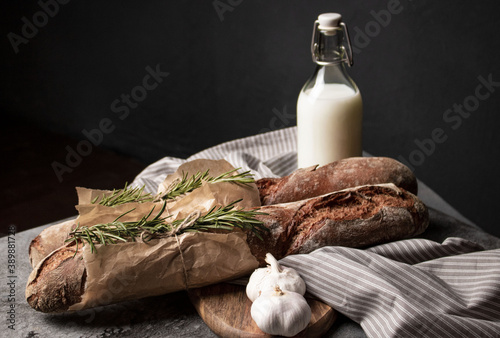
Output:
top-left (188, 282), bottom-right (337, 338)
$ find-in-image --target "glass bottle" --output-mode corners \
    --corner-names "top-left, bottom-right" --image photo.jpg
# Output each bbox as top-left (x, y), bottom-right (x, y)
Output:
top-left (297, 13), bottom-right (363, 168)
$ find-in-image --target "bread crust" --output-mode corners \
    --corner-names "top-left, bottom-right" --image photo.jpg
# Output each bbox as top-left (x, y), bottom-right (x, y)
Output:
top-left (26, 243), bottom-right (86, 313)
top-left (256, 157), bottom-right (418, 205)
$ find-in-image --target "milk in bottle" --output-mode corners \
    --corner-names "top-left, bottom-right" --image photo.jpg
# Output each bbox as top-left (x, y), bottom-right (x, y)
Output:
top-left (297, 13), bottom-right (363, 168)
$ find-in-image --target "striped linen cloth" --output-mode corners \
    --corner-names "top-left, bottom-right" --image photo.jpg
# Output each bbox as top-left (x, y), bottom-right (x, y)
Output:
top-left (281, 238), bottom-right (500, 338)
top-left (132, 127), bottom-right (500, 338)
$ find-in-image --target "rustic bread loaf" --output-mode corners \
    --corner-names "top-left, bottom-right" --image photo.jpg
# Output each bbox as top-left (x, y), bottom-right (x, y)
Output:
top-left (26, 183), bottom-right (428, 313)
top-left (256, 157), bottom-right (418, 205)
top-left (248, 183), bottom-right (428, 264)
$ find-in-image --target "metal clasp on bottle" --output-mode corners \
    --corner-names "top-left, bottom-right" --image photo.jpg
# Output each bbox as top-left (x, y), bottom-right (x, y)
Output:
top-left (311, 20), bottom-right (354, 67)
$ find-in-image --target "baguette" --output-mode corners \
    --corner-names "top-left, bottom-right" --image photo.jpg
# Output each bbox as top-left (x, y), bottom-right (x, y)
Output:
top-left (248, 183), bottom-right (428, 264)
top-left (29, 219), bottom-right (76, 268)
top-left (26, 183), bottom-right (428, 313)
top-left (257, 157), bottom-right (418, 205)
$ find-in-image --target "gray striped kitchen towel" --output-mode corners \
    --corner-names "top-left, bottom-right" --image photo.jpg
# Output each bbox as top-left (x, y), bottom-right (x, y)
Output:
top-left (281, 238), bottom-right (500, 338)
top-left (132, 127), bottom-right (500, 337)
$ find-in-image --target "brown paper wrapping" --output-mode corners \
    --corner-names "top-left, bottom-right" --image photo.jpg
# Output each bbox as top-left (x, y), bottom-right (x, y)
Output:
top-left (66, 159), bottom-right (261, 311)
top-left (68, 232), bottom-right (258, 311)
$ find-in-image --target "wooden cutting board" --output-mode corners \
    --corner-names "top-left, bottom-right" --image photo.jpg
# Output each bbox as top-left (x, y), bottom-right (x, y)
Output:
top-left (188, 282), bottom-right (337, 338)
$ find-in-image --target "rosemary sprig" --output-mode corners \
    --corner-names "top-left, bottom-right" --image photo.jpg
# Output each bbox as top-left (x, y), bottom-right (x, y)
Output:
top-left (91, 183), bottom-right (155, 206)
top-left (66, 200), bottom-right (268, 253)
top-left (67, 202), bottom-right (168, 254)
top-left (158, 168), bottom-right (255, 200)
top-left (170, 200), bottom-right (268, 239)
top-left (91, 168), bottom-right (255, 207)
top-left (207, 168), bottom-right (255, 185)
top-left (158, 170), bottom-right (209, 200)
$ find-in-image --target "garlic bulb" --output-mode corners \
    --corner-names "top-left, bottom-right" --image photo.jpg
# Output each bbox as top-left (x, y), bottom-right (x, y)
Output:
top-left (251, 285), bottom-right (312, 337)
top-left (246, 253), bottom-right (306, 302)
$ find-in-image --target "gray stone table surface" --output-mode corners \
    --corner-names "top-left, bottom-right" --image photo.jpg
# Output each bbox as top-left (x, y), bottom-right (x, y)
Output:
top-left (2, 179), bottom-right (500, 338)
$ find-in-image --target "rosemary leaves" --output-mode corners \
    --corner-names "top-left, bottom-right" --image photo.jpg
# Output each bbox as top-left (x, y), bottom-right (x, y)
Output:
top-left (92, 183), bottom-right (155, 206)
top-left (158, 168), bottom-right (255, 200)
top-left (92, 168), bottom-right (255, 207)
top-left (66, 200), bottom-right (268, 253)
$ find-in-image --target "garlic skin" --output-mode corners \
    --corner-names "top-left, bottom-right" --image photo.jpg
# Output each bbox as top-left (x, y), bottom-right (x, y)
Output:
top-left (246, 253), bottom-right (306, 302)
top-left (251, 286), bottom-right (312, 337)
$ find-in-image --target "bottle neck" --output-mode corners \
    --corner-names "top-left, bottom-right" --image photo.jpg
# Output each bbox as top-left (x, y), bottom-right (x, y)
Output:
top-left (303, 24), bottom-right (358, 95)
top-left (313, 29), bottom-right (347, 65)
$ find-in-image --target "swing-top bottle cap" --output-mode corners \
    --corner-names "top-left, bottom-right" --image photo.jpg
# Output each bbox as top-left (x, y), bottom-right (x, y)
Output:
top-left (318, 13), bottom-right (342, 30)
top-left (311, 12), bottom-right (354, 66)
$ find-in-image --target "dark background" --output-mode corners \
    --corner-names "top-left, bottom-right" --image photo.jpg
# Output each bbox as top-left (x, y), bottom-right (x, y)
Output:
top-left (2, 0), bottom-right (500, 236)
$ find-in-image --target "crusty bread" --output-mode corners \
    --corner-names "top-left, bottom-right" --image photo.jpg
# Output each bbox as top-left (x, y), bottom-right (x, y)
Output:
top-left (247, 183), bottom-right (428, 265)
top-left (28, 157), bottom-right (416, 268)
top-left (26, 183), bottom-right (428, 313)
top-left (256, 157), bottom-right (418, 205)
top-left (26, 243), bottom-right (86, 313)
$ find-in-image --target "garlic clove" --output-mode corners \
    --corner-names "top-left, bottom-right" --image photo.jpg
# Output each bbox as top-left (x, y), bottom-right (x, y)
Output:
top-left (246, 266), bottom-right (271, 301)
